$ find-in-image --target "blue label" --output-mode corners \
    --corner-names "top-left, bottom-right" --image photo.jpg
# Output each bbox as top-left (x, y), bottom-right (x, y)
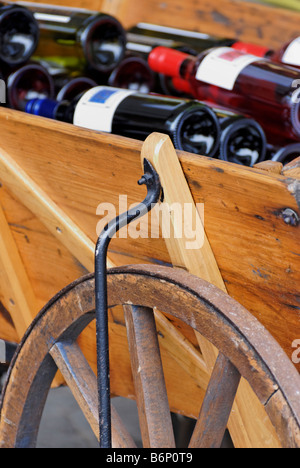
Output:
top-left (89, 88), bottom-right (118, 104)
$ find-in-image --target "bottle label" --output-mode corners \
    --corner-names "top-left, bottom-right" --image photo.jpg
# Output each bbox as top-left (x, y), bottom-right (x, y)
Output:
top-left (196, 47), bottom-right (260, 90)
top-left (34, 13), bottom-right (72, 24)
top-left (281, 37), bottom-right (300, 66)
top-left (73, 86), bottom-right (135, 132)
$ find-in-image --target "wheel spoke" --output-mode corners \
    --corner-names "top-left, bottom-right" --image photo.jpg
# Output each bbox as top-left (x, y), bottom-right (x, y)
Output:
top-left (123, 305), bottom-right (176, 448)
top-left (189, 353), bottom-right (241, 448)
top-left (50, 341), bottom-right (136, 448)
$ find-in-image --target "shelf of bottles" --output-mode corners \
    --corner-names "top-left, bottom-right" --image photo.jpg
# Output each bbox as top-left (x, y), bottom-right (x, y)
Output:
top-left (2, 1), bottom-right (300, 166)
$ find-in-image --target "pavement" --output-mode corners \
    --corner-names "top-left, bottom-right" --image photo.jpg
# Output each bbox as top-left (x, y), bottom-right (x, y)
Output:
top-left (1, 372), bottom-right (232, 448)
top-left (36, 388), bottom-right (143, 448)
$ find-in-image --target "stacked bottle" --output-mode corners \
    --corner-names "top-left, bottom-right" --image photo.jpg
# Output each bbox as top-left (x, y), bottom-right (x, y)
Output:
top-left (25, 85), bottom-right (223, 158)
top-left (3, 6), bottom-right (300, 168)
top-left (23, 3), bottom-right (127, 74)
top-left (148, 46), bottom-right (300, 145)
top-left (128, 23), bottom-right (300, 70)
top-left (0, 2), bottom-right (39, 68)
top-left (25, 85), bottom-right (267, 165)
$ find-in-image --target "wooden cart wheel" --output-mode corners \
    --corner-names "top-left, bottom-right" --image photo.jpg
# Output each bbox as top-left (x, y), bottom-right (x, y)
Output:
top-left (1, 265), bottom-right (300, 448)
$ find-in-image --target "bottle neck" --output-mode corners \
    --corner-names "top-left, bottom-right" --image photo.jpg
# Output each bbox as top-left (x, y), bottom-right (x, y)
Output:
top-left (148, 46), bottom-right (195, 79)
top-left (6, 63), bottom-right (55, 110)
top-left (0, 4), bottom-right (39, 67)
top-left (219, 118), bottom-right (267, 166)
top-left (108, 56), bottom-right (155, 93)
top-left (78, 14), bottom-right (127, 73)
top-left (25, 97), bottom-right (76, 123)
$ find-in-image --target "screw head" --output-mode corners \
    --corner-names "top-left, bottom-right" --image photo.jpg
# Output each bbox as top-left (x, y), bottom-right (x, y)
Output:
top-left (282, 209), bottom-right (299, 227)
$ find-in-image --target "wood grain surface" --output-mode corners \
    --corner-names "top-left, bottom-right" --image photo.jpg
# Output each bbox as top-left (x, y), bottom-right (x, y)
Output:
top-left (0, 108), bottom-right (299, 374)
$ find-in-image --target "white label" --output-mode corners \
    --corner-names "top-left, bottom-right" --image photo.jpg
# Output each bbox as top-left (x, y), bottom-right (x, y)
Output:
top-left (73, 86), bottom-right (135, 133)
top-left (136, 23), bottom-right (211, 40)
top-left (34, 13), bottom-right (71, 23)
top-left (282, 37), bottom-right (300, 66)
top-left (196, 47), bottom-right (260, 91)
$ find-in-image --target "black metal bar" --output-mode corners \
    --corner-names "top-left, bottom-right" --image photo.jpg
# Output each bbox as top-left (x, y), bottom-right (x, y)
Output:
top-left (95, 159), bottom-right (162, 448)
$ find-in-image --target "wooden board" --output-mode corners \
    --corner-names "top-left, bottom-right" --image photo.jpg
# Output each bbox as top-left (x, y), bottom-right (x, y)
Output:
top-left (0, 108), bottom-right (299, 375)
top-left (27, 0), bottom-right (300, 49)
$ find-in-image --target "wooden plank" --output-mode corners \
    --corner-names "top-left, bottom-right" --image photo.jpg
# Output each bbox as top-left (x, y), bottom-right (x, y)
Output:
top-left (0, 144), bottom-right (216, 419)
top-left (254, 161), bottom-right (283, 175)
top-left (0, 147), bottom-right (97, 273)
top-left (22, 0), bottom-right (300, 49)
top-left (123, 305), bottom-right (175, 448)
top-left (108, 0), bottom-right (300, 49)
top-left (50, 341), bottom-right (136, 448)
top-left (0, 203), bottom-right (39, 338)
top-left (282, 157), bottom-right (300, 179)
top-left (189, 354), bottom-right (241, 448)
top-left (154, 310), bottom-right (209, 391)
top-left (0, 302), bottom-right (18, 343)
top-left (0, 109), bottom-right (299, 369)
top-left (141, 133), bottom-right (281, 448)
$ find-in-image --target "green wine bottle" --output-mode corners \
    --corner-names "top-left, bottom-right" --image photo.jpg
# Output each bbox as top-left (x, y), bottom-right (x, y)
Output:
top-left (20, 2), bottom-right (127, 74)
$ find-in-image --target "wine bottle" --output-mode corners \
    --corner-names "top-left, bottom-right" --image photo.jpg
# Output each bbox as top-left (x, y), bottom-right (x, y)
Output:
top-left (127, 22), bottom-right (279, 64)
top-left (25, 86), bottom-right (222, 158)
top-left (20, 2), bottom-right (127, 74)
top-left (128, 23), bottom-right (300, 71)
top-left (171, 77), bottom-right (267, 166)
top-left (25, 97), bottom-right (76, 123)
top-left (127, 23), bottom-right (235, 57)
top-left (35, 59), bottom-right (98, 101)
top-left (0, 2), bottom-right (39, 67)
top-left (108, 55), bottom-right (155, 93)
top-left (148, 46), bottom-right (300, 144)
top-left (127, 23), bottom-right (233, 95)
top-left (6, 62), bottom-right (55, 110)
top-left (217, 112), bottom-right (267, 166)
top-left (56, 76), bottom-right (98, 102)
top-left (234, 37), bottom-right (300, 70)
top-left (268, 143), bottom-right (300, 165)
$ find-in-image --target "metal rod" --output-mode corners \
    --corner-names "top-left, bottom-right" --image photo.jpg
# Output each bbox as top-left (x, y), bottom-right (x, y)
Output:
top-left (95, 159), bottom-right (162, 448)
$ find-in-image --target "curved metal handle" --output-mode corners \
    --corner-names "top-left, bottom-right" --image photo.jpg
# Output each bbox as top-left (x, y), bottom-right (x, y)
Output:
top-left (95, 158), bottom-right (162, 448)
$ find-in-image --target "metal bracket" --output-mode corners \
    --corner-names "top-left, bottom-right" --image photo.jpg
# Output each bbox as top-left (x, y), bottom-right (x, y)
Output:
top-left (94, 158), bottom-right (162, 448)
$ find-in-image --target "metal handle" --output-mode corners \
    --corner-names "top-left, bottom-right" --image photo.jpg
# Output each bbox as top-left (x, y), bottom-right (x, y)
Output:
top-left (95, 158), bottom-right (162, 448)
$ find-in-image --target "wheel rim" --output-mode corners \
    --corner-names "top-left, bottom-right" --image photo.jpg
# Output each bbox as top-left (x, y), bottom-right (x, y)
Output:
top-left (1, 265), bottom-right (300, 448)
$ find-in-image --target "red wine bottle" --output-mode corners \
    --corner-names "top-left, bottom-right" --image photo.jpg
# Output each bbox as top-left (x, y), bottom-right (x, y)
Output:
top-left (25, 86), bottom-right (222, 158)
top-left (6, 62), bottom-right (55, 110)
top-left (0, 2), bottom-right (39, 67)
top-left (234, 37), bottom-right (300, 70)
top-left (128, 23), bottom-right (300, 71)
top-left (108, 55), bottom-right (155, 93)
top-left (127, 23), bottom-right (233, 95)
top-left (148, 46), bottom-right (300, 144)
top-left (21, 2), bottom-right (127, 74)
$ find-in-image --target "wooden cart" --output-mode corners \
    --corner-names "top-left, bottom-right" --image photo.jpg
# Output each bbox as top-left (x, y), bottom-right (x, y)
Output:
top-left (0, 0), bottom-right (300, 449)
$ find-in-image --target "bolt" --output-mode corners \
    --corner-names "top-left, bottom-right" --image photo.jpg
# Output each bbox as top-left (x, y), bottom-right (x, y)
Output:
top-left (282, 208), bottom-right (299, 227)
